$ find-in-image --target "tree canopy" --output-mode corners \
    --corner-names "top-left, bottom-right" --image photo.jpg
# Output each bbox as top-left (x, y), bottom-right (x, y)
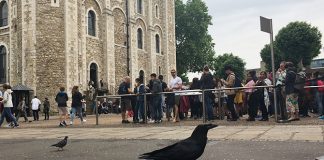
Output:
top-left (213, 53), bottom-right (246, 80)
top-left (261, 21), bottom-right (322, 70)
top-left (175, 0), bottom-right (215, 78)
top-left (260, 43), bottom-right (283, 71)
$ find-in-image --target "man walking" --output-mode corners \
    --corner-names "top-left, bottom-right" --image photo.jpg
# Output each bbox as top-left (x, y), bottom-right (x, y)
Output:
top-left (55, 87), bottom-right (69, 127)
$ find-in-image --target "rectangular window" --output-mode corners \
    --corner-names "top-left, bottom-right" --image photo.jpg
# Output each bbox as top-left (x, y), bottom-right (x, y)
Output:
top-left (137, 0), bottom-right (142, 14)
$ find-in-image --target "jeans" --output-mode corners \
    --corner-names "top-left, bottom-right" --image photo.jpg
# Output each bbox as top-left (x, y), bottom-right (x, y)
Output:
top-left (227, 95), bottom-right (238, 120)
top-left (204, 95), bottom-right (214, 121)
top-left (70, 107), bottom-right (83, 122)
top-left (16, 109), bottom-right (28, 122)
top-left (316, 92), bottom-right (323, 115)
top-left (135, 101), bottom-right (144, 121)
top-left (32, 110), bottom-right (39, 121)
top-left (0, 107), bottom-right (18, 126)
top-left (152, 95), bottom-right (162, 121)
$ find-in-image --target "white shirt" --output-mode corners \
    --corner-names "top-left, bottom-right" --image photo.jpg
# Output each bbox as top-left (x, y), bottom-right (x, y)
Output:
top-left (31, 98), bottom-right (41, 110)
top-left (169, 76), bottom-right (182, 95)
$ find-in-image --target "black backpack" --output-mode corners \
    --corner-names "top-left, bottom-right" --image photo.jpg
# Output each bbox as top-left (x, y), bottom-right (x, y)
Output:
top-left (118, 82), bottom-right (128, 95)
top-left (56, 93), bottom-right (67, 105)
top-left (232, 74), bottom-right (243, 88)
top-left (151, 80), bottom-right (162, 94)
top-left (294, 72), bottom-right (306, 91)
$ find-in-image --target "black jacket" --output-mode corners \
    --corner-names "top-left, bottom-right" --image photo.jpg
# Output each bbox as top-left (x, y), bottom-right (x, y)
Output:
top-left (72, 91), bottom-right (83, 108)
top-left (285, 68), bottom-right (297, 94)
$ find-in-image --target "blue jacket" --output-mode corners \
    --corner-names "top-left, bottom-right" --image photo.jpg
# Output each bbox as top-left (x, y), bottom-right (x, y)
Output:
top-left (134, 84), bottom-right (145, 102)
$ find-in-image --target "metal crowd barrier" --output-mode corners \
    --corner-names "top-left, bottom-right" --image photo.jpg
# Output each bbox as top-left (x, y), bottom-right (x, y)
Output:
top-left (94, 85), bottom-right (324, 125)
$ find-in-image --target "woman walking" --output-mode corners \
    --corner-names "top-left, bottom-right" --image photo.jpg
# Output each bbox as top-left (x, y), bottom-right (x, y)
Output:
top-left (0, 84), bottom-right (19, 128)
top-left (16, 97), bottom-right (30, 122)
top-left (70, 86), bottom-right (84, 125)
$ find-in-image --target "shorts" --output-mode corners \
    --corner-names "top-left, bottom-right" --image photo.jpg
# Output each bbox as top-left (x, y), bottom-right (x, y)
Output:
top-left (175, 95), bottom-right (181, 106)
top-left (58, 107), bottom-right (68, 115)
top-left (121, 99), bottom-right (132, 112)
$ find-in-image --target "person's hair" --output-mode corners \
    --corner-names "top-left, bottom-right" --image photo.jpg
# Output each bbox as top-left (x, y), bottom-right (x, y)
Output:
top-left (314, 71), bottom-right (320, 78)
top-left (34, 96), bottom-right (37, 98)
top-left (135, 78), bottom-right (140, 83)
top-left (203, 65), bottom-right (209, 72)
top-left (150, 73), bottom-right (157, 78)
top-left (224, 65), bottom-right (233, 71)
top-left (190, 78), bottom-right (200, 89)
top-left (72, 86), bottom-right (79, 95)
top-left (2, 84), bottom-right (8, 90)
top-left (285, 62), bottom-right (294, 68)
top-left (60, 87), bottom-right (65, 92)
top-left (280, 61), bottom-right (286, 65)
top-left (124, 76), bottom-right (131, 82)
top-left (170, 69), bottom-right (176, 73)
top-left (158, 75), bottom-right (163, 80)
top-left (260, 71), bottom-right (267, 75)
top-left (249, 70), bottom-right (258, 82)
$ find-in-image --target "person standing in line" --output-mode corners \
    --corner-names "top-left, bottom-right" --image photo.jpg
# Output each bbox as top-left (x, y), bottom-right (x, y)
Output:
top-left (285, 62), bottom-right (299, 121)
top-left (221, 65), bottom-right (239, 121)
top-left (118, 76), bottom-right (133, 124)
top-left (16, 97), bottom-right (30, 122)
top-left (0, 84), bottom-right (19, 128)
top-left (134, 78), bottom-right (145, 123)
top-left (55, 87), bottom-right (69, 127)
top-left (43, 98), bottom-right (50, 120)
top-left (168, 69), bottom-right (182, 123)
top-left (31, 96), bottom-right (41, 121)
top-left (70, 86), bottom-right (84, 125)
top-left (276, 61), bottom-right (287, 121)
top-left (150, 73), bottom-right (163, 123)
top-left (200, 66), bottom-right (215, 121)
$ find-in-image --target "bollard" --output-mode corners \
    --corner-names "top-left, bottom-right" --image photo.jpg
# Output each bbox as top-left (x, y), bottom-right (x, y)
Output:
top-left (202, 90), bottom-right (206, 123)
top-left (95, 97), bottom-right (98, 125)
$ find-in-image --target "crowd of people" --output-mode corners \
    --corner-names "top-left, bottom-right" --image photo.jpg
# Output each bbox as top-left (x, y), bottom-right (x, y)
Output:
top-left (1, 61), bottom-right (324, 127)
top-left (115, 61), bottom-right (324, 124)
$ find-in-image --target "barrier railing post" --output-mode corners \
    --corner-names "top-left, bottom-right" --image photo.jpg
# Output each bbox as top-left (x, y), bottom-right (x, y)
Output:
top-left (218, 90), bottom-right (222, 120)
top-left (202, 90), bottom-right (206, 123)
top-left (95, 97), bottom-right (98, 125)
top-left (144, 92), bottom-right (147, 124)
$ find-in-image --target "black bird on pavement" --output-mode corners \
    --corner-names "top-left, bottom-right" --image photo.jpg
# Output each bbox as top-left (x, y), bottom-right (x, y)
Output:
top-left (139, 124), bottom-right (218, 160)
top-left (51, 136), bottom-right (68, 151)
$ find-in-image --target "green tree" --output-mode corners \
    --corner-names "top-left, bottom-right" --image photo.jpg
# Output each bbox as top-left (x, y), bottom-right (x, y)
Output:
top-left (175, 0), bottom-right (215, 77)
top-left (275, 21), bottom-right (322, 66)
top-left (213, 53), bottom-right (246, 80)
top-left (260, 43), bottom-right (283, 71)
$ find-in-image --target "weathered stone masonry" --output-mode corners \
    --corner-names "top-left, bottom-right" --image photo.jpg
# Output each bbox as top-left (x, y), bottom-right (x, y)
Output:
top-left (0, 0), bottom-right (176, 108)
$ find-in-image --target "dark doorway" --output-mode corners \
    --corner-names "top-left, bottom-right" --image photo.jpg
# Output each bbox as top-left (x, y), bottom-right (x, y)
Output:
top-left (90, 63), bottom-right (98, 88)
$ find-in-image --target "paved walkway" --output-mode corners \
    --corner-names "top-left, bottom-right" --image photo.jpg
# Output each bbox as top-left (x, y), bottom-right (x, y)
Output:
top-left (1, 125), bottom-right (323, 142)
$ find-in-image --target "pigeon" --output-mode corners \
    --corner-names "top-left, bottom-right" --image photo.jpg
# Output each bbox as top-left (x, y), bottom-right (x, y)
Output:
top-left (139, 123), bottom-right (218, 160)
top-left (51, 136), bottom-right (68, 151)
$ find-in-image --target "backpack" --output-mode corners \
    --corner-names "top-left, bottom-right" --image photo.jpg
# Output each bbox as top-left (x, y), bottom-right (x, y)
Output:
top-left (56, 93), bottom-right (67, 105)
top-left (151, 80), bottom-right (162, 94)
top-left (233, 74), bottom-right (243, 88)
top-left (294, 72), bottom-right (306, 91)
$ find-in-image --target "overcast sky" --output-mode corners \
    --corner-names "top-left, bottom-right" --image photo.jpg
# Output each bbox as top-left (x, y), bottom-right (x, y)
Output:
top-left (191, 0), bottom-right (324, 69)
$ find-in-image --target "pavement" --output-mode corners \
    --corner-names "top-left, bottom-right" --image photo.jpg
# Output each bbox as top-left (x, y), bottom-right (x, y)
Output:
top-left (0, 114), bottom-right (323, 160)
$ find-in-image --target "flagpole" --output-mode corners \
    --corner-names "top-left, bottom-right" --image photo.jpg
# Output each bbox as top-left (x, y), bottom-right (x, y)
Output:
top-left (269, 19), bottom-right (278, 122)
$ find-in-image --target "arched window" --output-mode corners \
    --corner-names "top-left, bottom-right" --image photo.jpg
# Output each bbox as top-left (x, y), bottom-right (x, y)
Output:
top-left (155, 34), bottom-right (160, 53)
top-left (0, 1), bottom-right (8, 27)
top-left (137, 0), bottom-right (142, 14)
top-left (137, 28), bottom-right (143, 49)
top-left (0, 45), bottom-right (7, 83)
top-left (155, 5), bottom-right (159, 18)
top-left (88, 10), bottom-right (96, 36)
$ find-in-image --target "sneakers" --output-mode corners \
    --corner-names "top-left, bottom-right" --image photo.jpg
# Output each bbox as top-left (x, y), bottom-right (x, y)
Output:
top-left (59, 123), bottom-right (64, 127)
top-left (70, 121), bottom-right (73, 125)
top-left (122, 120), bottom-right (130, 124)
top-left (62, 121), bottom-right (67, 126)
top-left (12, 124), bottom-right (19, 128)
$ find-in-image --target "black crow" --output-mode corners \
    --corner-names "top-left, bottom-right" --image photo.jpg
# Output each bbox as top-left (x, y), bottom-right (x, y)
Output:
top-left (51, 136), bottom-right (68, 151)
top-left (139, 124), bottom-right (218, 160)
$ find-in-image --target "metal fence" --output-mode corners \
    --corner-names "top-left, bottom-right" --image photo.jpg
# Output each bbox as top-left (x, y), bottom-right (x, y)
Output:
top-left (94, 85), bottom-right (324, 125)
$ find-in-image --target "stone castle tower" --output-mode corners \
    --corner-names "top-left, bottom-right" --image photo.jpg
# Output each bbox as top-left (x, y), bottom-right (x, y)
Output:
top-left (0, 0), bottom-right (176, 102)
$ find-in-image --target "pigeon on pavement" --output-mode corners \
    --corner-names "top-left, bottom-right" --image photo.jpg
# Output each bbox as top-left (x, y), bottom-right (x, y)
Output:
top-left (139, 123), bottom-right (218, 160)
top-left (51, 136), bottom-right (68, 151)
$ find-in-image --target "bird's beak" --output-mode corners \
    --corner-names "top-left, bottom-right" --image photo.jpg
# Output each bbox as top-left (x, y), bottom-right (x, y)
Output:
top-left (207, 124), bottom-right (218, 130)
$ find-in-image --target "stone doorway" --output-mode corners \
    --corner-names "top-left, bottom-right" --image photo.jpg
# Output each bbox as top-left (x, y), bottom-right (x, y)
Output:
top-left (90, 63), bottom-right (98, 88)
